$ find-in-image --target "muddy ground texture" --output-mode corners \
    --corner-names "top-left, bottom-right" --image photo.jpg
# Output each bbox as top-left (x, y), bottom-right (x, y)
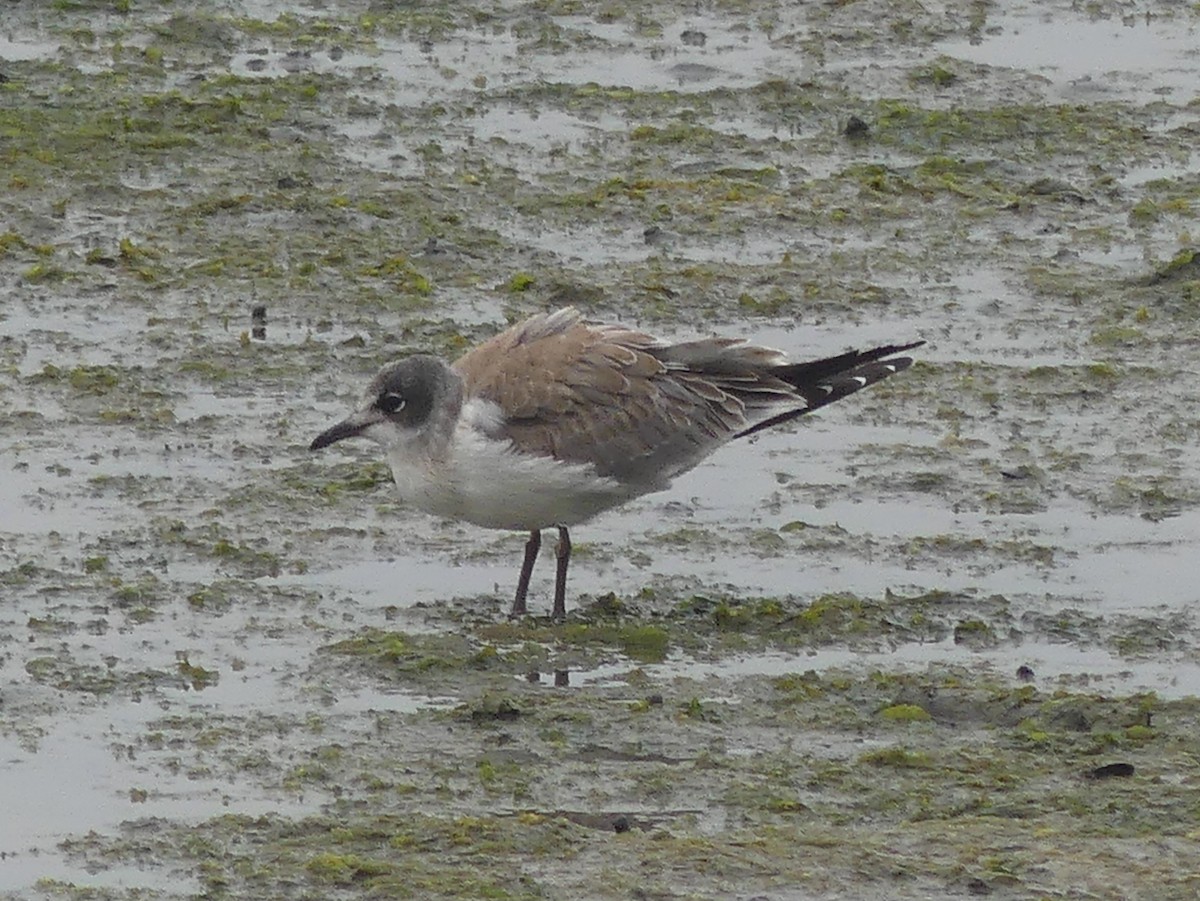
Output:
top-left (3, 0), bottom-right (1200, 899)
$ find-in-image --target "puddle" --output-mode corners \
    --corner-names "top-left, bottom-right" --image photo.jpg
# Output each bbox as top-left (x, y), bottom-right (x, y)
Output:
top-left (0, 700), bottom-right (307, 892)
top-left (1118, 149), bottom-right (1200, 188)
top-left (940, 10), bottom-right (1200, 104)
top-left (0, 590), bottom-right (455, 893)
top-left (268, 556), bottom-right (502, 609)
top-left (568, 640), bottom-right (1200, 700)
top-left (476, 215), bottom-right (804, 268)
top-left (0, 33), bottom-right (60, 62)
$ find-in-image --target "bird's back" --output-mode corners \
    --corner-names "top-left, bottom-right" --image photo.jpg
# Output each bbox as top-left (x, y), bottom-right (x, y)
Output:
top-left (453, 308), bottom-right (920, 490)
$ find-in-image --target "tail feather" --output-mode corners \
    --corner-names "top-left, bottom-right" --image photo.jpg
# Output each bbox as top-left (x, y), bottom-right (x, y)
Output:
top-left (734, 340), bottom-right (924, 439)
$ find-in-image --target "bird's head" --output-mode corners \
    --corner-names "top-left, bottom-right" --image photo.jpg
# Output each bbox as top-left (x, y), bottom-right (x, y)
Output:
top-left (310, 355), bottom-right (462, 453)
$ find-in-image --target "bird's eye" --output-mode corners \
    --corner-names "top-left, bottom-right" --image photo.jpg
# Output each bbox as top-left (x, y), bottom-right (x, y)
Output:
top-left (377, 393), bottom-right (406, 414)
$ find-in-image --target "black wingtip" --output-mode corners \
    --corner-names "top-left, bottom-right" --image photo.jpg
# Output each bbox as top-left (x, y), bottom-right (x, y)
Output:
top-left (734, 340), bottom-right (924, 440)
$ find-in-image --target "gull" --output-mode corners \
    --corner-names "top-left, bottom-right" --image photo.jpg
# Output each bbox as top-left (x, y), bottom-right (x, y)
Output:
top-left (310, 307), bottom-right (922, 620)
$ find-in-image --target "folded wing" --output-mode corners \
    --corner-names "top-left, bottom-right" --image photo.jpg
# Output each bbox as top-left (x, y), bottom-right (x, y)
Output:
top-left (454, 308), bottom-right (921, 486)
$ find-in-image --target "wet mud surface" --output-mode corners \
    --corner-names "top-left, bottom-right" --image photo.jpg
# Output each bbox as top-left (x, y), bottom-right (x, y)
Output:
top-left (2, 1), bottom-right (1200, 898)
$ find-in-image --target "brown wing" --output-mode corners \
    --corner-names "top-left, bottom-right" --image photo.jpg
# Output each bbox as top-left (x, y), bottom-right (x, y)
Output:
top-left (452, 308), bottom-right (799, 486)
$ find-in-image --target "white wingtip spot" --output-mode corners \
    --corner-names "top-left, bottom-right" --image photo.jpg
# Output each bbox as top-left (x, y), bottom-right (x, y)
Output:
top-left (852, 376), bottom-right (868, 387)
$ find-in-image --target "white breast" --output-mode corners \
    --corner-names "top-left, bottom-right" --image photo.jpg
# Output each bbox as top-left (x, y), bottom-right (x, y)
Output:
top-left (384, 399), bottom-right (641, 531)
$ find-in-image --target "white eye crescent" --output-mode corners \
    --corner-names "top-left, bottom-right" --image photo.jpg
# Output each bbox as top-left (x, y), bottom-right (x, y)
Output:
top-left (377, 393), bottom-right (406, 414)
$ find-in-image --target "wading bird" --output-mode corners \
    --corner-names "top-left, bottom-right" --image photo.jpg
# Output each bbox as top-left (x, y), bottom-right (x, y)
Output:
top-left (311, 307), bottom-right (922, 620)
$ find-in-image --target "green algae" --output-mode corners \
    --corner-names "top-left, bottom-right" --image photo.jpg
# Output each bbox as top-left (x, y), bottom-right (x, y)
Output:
top-left (326, 628), bottom-right (483, 676)
top-left (878, 703), bottom-right (933, 722)
top-left (5, 2), bottom-right (1200, 900)
top-left (54, 670), bottom-right (1200, 900)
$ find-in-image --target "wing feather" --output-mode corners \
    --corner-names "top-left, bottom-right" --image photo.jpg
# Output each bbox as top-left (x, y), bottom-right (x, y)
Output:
top-left (452, 307), bottom-right (921, 486)
top-left (453, 308), bottom-right (787, 485)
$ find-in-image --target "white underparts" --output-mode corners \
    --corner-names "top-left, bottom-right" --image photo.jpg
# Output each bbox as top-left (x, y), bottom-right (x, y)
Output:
top-left (382, 399), bottom-right (636, 531)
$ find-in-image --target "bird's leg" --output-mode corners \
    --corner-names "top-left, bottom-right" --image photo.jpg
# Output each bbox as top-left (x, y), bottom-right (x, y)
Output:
top-left (552, 526), bottom-right (571, 622)
top-left (511, 529), bottom-right (541, 617)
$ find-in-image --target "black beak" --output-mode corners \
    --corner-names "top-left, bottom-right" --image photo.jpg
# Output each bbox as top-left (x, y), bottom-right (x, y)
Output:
top-left (310, 415), bottom-right (368, 451)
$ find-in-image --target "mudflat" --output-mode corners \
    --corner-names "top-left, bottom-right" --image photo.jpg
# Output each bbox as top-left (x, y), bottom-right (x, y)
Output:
top-left (2, 2), bottom-right (1199, 899)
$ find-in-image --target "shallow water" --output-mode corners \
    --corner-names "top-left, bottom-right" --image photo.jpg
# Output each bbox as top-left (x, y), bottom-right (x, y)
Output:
top-left (940, 10), bottom-right (1200, 104)
top-left (3, 1), bottom-right (1200, 898)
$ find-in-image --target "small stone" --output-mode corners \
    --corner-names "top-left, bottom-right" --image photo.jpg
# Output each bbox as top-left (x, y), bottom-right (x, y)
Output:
top-left (842, 115), bottom-right (871, 139)
top-left (1085, 762), bottom-right (1135, 780)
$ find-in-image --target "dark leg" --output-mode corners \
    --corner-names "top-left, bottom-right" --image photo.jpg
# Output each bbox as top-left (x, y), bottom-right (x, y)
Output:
top-left (552, 526), bottom-right (571, 622)
top-left (511, 530), bottom-right (541, 617)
